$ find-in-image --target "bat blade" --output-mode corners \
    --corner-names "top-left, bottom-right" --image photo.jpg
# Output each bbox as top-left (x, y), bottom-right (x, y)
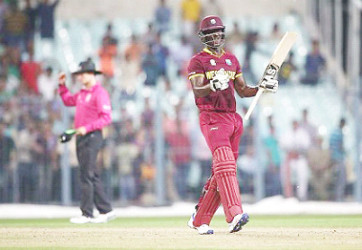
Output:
top-left (244, 32), bottom-right (298, 121)
top-left (269, 32), bottom-right (298, 68)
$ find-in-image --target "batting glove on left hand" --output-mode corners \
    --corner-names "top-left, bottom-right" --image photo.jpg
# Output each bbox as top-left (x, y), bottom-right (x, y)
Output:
top-left (259, 77), bottom-right (278, 93)
top-left (210, 68), bottom-right (230, 92)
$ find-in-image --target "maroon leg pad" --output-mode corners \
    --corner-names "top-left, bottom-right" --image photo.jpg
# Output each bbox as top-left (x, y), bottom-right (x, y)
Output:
top-left (213, 146), bottom-right (243, 223)
top-left (193, 175), bottom-right (220, 227)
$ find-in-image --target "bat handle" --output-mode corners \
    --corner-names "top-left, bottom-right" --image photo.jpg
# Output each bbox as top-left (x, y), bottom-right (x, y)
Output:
top-left (244, 88), bottom-right (264, 121)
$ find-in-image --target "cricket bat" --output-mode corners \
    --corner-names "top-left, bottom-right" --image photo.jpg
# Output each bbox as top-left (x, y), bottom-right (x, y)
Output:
top-left (244, 32), bottom-right (298, 121)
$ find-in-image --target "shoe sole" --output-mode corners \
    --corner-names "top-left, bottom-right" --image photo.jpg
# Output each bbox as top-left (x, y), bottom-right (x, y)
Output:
top-left (70, 220), bottom-right (91, 224)
top-left (199, 229), bottom-right (214, 235)
top-left (230, 213), bottom-right (249, 233)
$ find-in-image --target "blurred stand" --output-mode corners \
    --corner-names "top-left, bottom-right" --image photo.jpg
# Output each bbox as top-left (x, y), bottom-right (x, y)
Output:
top-left (0, 0), bottom-right (360, 206)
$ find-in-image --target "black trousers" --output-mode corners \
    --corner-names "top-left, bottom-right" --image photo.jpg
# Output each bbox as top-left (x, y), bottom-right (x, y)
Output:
top-left (76, 130), bottom-right (112, 217)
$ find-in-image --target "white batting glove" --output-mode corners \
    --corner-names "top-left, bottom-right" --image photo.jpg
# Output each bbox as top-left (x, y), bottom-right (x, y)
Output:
top-left (210, 68), bottom-right (230, 92)
top-left (259, 77), bottom-right (278, 93)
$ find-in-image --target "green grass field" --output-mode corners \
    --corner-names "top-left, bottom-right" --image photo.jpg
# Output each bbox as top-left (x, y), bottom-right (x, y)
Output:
top-left (1, 215), bottom-right (362, 249)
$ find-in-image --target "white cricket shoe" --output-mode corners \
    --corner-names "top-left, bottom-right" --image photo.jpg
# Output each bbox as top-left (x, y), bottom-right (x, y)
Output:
top-left (70, 215), bottom-right (92, 224)
top-left (91, 210), bottom-right (117, 223)
top-left (228, 213), bottom-right (249, 233)
top-left (188, 212), bottom-right (214, 234)
top-left (196, 224), bottom-right (214, 235)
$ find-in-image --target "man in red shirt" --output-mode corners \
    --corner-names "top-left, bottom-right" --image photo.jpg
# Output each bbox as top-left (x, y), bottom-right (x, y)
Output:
top-left (58, 59), bottom-right (115, 224)
top-left (20, 53), bottom-right (41, 94)
top-left (187, 16), bottom-right (278, 234)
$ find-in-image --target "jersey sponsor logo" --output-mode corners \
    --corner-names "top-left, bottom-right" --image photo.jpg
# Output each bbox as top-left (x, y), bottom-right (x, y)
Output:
top-left (210, 127), bottom-right (218, 131)
top-left (225, 59), bottom-right (232, 65)
top-left (210, 59), bottom-right (216, 66)
top-left (205, 70), bottom-right (236, 80)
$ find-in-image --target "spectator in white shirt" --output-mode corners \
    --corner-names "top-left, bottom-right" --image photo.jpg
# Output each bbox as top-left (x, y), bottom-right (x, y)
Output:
top-left (38, 66), bottom-right (57, 102)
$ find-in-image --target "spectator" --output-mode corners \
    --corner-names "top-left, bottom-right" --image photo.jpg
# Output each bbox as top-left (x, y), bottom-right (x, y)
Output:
top-left (38, 66), bottom-right (57, 102)
top-left (243, 31), bottom-right (259, 83)
top-left (226, 21), bottom-right (244, 52)
top-left (329, 118), bottom-right (346, 201)
top-left (237, 146), bottom-right (256, 194)
top-left (170, 35), bottom-right (193, 76)
top-left (124, 34), bottom-right (143, 63)
top-left (16, 120), bottom-right (39, 202)
top-left (301, 40), bottom-right (326, 85)
top-left (38, 121), bottom-right (58, 202)
top-left (278, 51), bottom-right (296, 85)
top-left (166, 118), bottom-right (191, 200)
top-left (281, 120), bottom-right (311, 201)
top-left (115, 119), bottom-right (138, 204)
top-left (141, 97), bottom-right (154, 130)
top-left (153, 32), bottom-right (169, 78)
top-left (0, 75), bottom-right (13, 103)
top-left (20, 51), bottom-right (41, 94)
top-left (142, 22), bottom-right (157, 46)
top-left (0, 122), bottom-right (15, 202)
top-left (239, 123), bottom-right (254, 156)
top-left (102, 22), bottom-right (118, 46)
top-left (0, 0), bottom-right (9, 37)
top-left (24, 0), bottom-right (37, 45)
top-left (154, 0), bottom-right (171, 34)
top-left (141, 44), bottom-right (161, 87)
top-left (181, 0), bottom-right (201, 37)
top-left (3, 1), bottom-right (27, 50)
top-left (263, 125), bottom-right (282, 196)
top-left (37, 0), bottom-right (59, 39)
top-left (99, 24), bottom-right (118, 79)
top-left (37, 0), bottom-right (59, 58)
top-left (118, 53), bottom-right (141, 98)
top-left (6, 46), bottom-right (22, 80)
top-left (308, 136), bottom-right (331, 200)
top-left (269, 22), bottom-right (282, 41)
top-left (300, 108), bottom-right (318, 145)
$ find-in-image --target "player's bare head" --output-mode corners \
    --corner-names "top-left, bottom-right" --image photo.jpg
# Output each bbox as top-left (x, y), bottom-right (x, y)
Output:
top-left (199, 15), bottom-right (225, 49)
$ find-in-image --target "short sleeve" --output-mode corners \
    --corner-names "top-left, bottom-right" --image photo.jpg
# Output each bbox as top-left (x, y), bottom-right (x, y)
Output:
top-left (187, 57), bottom-right (204, 80)
top-left (234, 56), bottom-right (243, 79)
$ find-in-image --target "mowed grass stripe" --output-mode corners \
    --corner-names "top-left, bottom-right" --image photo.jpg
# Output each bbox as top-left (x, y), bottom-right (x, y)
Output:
top-left (1, 215), bottom-right (362, 228)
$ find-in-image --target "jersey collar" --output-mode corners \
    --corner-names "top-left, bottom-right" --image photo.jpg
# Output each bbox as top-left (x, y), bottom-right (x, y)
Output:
top-left (203, 48), bottom-right (225, 58)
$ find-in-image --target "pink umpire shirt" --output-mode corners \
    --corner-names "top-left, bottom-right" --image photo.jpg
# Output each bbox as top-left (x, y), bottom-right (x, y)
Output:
top-left (58, 83), bottom-right (112, 133)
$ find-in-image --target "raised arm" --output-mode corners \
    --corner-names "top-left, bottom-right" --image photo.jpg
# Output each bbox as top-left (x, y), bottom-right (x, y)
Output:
top-left (58, 72), bottom-right (78, 106)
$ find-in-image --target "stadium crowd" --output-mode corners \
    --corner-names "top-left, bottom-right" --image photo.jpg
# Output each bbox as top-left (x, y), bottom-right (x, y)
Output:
top-left (0, 0), bottom-right (350, 206)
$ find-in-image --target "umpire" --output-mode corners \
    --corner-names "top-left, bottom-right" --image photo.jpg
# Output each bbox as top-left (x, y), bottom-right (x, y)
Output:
top-left (58, 59), bottom-right (115, 224)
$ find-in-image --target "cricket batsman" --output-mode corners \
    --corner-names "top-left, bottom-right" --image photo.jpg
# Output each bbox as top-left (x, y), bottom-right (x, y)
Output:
top-left (187, 15), bottom-right (278, 234)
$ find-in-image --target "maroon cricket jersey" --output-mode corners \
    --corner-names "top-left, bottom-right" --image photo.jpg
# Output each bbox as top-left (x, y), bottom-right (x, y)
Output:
top-left (188, 48), bottom-right (242, 113)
